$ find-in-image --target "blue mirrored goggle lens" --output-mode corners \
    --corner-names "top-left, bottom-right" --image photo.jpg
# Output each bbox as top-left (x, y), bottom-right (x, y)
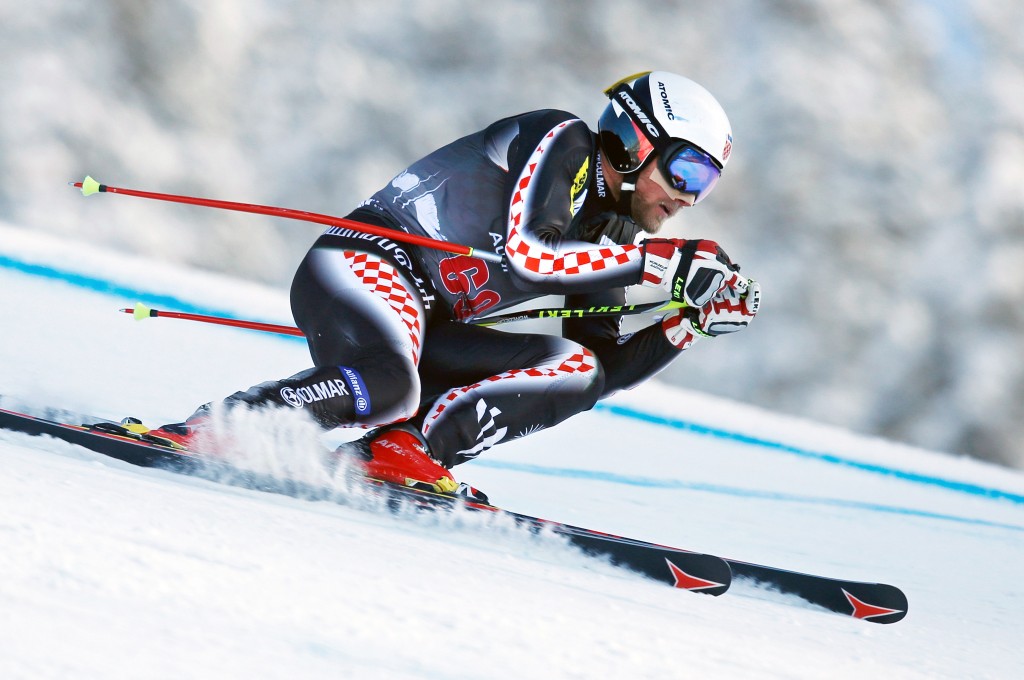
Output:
top-left (664, 147), bottom-right (721, 203)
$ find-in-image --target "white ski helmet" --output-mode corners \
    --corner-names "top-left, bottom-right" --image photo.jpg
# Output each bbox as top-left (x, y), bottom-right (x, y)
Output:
top-left (598, 71), bottom-right (733, 197)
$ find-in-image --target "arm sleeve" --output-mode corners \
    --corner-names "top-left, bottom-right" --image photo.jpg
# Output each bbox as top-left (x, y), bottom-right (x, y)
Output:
top-left (504, 118), bottom-right (644, 293)
top-left (562, 289), bottom-right (686, 398)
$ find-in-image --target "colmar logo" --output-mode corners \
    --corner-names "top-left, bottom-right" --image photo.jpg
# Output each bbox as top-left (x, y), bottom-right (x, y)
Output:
top-left (594, 153), bottom-right (608, 199)
top-left (280, 379), bottom-right (349, 408)
top-left (723, 135), bottom-right (732, 162)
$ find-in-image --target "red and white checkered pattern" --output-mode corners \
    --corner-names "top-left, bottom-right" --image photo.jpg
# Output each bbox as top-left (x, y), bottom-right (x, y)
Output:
top-left (422, 347), bottom-right (598, 435)
top-left (343, 250), bottom-right (423, 364)
top-left (505, 120), bottom-right (643, 281)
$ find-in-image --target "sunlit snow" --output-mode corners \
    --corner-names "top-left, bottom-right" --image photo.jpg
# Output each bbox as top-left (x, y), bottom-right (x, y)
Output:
top-left (2, 224), bottom-right (1023, 679)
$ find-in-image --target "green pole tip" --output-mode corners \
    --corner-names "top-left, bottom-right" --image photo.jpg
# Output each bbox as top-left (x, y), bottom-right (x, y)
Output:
top-left (80, 176), bottom-right (101, 196)
top-left (132, 302), bottom-right (153, 320)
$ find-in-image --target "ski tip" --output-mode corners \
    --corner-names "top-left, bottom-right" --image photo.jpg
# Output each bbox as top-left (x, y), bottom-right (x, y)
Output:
top-left (130, 302), bottom-right (154, 320)
top-left (79, 175), bottom-right (102, 196)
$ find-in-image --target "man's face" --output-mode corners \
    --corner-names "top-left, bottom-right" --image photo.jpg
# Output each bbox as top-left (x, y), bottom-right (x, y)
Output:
top-left (630, 157), bottom-right (696, 233)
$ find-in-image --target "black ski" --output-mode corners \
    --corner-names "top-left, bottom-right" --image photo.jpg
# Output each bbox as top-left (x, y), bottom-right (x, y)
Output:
top-left (726, 560), bottom-right (907, 623)
top-left (0, 405), bottom-right (731, 596)
top-left (0, 403), bottom-right (908, 621)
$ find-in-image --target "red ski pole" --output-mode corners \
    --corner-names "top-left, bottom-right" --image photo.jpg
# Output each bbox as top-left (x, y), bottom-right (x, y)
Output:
top-left (122, 303), bottom-right (305, 336)
top-left (71, 176), bottom-right (502, 263)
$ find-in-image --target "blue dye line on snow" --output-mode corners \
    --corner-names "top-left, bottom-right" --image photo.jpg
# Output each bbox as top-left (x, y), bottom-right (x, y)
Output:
top-left (594, 403), bottom-right (1024, 506)
top-left (0, 254), bottom-right (303, 342)
top-left (473, 459), bottom-right (1024, 532)
top-left (5, 252), bottom-right (1024, 507)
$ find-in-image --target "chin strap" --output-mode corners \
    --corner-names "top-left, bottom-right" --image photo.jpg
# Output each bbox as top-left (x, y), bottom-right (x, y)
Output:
top-left (616, 169), bottom-right (640, 215)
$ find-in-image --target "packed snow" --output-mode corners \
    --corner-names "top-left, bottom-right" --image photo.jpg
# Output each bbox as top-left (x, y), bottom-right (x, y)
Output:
top-left (2, 223), bottom-right (1023, 679)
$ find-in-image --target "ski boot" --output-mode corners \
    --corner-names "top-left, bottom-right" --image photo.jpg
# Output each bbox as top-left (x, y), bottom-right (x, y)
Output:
top-left (85, 417), bottom-right (185, 449)
top-left (88, 404), bottom-right (214, 452)
top-left (335, 424), bottom-right (488, 503)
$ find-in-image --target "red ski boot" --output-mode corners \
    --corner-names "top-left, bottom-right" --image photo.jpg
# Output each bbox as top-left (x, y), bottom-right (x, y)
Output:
top-left (136, 404), bottom-right (215, 451)
top-left (342, 425), bottom-right (458, 493)
top-left (334, 424), bottom-right (490, 502)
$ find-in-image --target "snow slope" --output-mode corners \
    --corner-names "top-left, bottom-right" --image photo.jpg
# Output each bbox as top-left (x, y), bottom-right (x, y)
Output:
top-left (2, 223), bottom-right (1023, 679)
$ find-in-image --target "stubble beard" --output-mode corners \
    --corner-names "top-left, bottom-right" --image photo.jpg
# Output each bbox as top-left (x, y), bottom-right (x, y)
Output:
top-left (632, 196), bottom-right (664, 235)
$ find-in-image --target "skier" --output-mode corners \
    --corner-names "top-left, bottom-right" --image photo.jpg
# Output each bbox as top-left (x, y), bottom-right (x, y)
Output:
top-left (147, 71), bottom-right (761, 498)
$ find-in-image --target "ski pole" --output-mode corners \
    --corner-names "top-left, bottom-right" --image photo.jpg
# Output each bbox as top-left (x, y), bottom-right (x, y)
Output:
top-left (122, 303), bottom-right (305, 336)
top-left (74, 177), bottom-right (689, 328)
top-left (120, 299), bottom-right (686, 336)
top-left (71, 176), bottom-right (502, 264)
top-left (472, 299), bottom-right (685, 327)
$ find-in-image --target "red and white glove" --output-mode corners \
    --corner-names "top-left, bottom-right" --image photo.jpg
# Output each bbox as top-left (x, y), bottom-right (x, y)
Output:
top-left (694, 279), bottom-right (761, 336)
top-left (662, 279), bottom-right (761, 349)
top-left (641, 238), bottom-right (745, 308)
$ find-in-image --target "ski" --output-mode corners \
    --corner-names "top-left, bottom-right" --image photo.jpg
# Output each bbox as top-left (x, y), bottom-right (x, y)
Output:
top-left (361, 477), bottom-right (732, 595)
top-left (0, 405), bottom-right (731, 597)
top-left (726, 560), bottom-right (907, 623)
top-left (0, 403), bottom-right (908, 621)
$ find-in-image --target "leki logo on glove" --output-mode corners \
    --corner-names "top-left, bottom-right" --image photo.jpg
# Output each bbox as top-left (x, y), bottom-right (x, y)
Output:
top-left (745, 281), bottom-right (761, 315)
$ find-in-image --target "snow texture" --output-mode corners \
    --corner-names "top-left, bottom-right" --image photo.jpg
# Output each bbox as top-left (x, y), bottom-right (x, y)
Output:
top-left (1, 225), bottom-right (1023, 678)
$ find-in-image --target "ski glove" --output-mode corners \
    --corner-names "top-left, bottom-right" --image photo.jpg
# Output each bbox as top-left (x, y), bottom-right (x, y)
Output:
top-left (640, 238), bottom-right (745, 308)
top-left (693, 278), bottom-right (761, 336)
top-left (662, 279), bottom-right (761, 349)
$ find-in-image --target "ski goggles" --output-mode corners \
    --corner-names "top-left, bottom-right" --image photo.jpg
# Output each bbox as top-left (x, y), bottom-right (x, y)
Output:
top-left (659, 144), bottom-right (722, 204)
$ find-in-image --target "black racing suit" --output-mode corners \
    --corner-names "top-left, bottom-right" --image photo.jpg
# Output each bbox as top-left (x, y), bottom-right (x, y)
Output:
top-left (233, 110), bottom-right (687, 467)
